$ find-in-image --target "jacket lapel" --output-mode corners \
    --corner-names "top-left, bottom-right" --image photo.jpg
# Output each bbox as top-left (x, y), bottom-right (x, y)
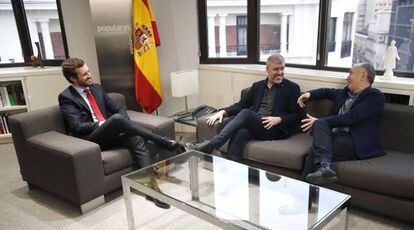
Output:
top-left (69, 86), bottom-right (90, 112)
top-left (253, 80), bottom-right (266, 111)
top-left (351, 86), bottom-right (371, 109)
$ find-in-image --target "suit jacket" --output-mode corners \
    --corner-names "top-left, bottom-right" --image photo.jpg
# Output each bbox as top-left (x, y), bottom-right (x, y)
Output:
top-left (58, 84), bottom-right (129, 139)
top-left (224, 78), bottom-right (302, 136)
top-left (309, 86), bottom-right (385, 159)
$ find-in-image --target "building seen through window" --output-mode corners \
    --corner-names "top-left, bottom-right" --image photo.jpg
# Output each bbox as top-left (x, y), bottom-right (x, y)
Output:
top-left (0, 0), bottom-right (24, 64)
top-left (207, 0), bottom-right (248, 58)
top-left (201, 0), bottom-right (414, 76)
top-left (259, 0), bottom-right (320, 65)
top-left (23, 0), bottom-right (66, 60)
top-left (327, 0), bottom-right (414, 72)
top-left (0, 0), bottom-right (67, 65)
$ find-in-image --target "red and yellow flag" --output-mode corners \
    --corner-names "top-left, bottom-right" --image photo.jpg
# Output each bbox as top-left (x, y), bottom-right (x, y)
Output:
top-left (133, 0), bottom-right (162, 113)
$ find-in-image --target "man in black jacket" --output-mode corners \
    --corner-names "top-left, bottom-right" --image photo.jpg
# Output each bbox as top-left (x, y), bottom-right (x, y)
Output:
top-left (187, 54), bottom-right (302, 161)
top-left (298, 63), bottom-right (385, 185)
top-left (58, 58), bottom-right (183, 208)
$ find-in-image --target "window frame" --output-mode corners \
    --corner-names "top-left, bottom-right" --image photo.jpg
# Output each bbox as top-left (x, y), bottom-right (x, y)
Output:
top-left (197, 0), bottom-right (414, 78)
top-left (0, 0), bottom-right (69, 68)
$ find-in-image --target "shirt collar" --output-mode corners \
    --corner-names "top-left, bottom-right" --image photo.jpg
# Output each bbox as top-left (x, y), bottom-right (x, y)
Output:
top-left (346, 85), bottom-right (371, 99)
top-left (72, 85), bottom-right (89, 95)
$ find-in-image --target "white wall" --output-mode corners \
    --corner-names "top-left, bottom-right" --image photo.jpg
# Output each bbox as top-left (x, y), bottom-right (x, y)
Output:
top-left (59, 0), bottom-right (100, 83)
top-left (151, 0), bottom-right (200, 116)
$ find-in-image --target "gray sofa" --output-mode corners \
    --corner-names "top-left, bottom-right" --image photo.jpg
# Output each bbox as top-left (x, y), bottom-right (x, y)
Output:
top-left (9, 93), bottom-right (175, 213)
top-left (197, 88), bottom-right (414, 224)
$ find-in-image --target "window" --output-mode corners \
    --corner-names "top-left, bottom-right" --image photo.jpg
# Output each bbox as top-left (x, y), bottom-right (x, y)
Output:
top-left (0, 0), bottom-right (24, 64)
top-left (259, 0), bottom-right (320, 65)
top-left (206, 0), bottom-right (248, 58)
top-left (0, 0), bottom-right (68, 67)
top-left (327, 0), bottom-right (414, 75)
top-left (198, 0), bottom-right (414, 78)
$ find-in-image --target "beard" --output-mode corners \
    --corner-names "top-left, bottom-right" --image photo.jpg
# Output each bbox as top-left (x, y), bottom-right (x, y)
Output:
top-left (272, 76), bottom-right (283, 84)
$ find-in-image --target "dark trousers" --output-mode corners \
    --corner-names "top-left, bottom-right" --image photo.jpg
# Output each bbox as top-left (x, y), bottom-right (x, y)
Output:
top-left (87, 113), bottom-right (164, 168)
top-left (302, 119), bottom-right (358, 178)
top-left (211, 109), bottom-right (286, 161)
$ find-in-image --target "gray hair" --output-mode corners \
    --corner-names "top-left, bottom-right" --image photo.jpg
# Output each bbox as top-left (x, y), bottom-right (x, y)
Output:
top-left (266, 54), bottom-right (285, 67)
top-left (357, 63), bottom-right (376, 84)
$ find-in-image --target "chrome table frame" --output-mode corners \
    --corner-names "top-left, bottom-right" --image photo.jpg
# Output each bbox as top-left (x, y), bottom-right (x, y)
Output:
top-left (122, 152), bottom-right (349, 230)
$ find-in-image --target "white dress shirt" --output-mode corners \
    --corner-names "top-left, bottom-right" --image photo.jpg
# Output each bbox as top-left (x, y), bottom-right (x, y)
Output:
top-left (72, 85), bottom-right (105, 125)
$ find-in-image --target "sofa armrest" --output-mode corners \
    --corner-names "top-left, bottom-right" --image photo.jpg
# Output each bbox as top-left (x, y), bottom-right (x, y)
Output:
top-left (26, 131), bottom-right (105, 205)
top-left (127, 110), bottom-right (175, 139)
top-left (196, 114), bottom-right (233, 142)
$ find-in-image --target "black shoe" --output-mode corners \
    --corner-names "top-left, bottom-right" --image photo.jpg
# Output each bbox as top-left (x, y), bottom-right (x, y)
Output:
top-left (185, 140), bottom-right (214, 154)
top-left (176, 144), bottom-right (186, 154)
top-left (145, 195), bottom-right (170, 209)
top-left (162, 137), bottom-right (183, 151)
top-left (306, 162), bottom-right (338, 185)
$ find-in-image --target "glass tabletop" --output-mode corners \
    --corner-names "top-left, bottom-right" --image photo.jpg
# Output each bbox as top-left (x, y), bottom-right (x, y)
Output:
top-left (123, 151), bottom-right (350, 230)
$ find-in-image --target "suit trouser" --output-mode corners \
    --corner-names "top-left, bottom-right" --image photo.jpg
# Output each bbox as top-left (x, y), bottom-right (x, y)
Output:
top-left (301, 119), bottom-right (358, 178)
top-left (210, 109), bottom-right (286, 161)
top-left (87, 113), bottom-right (165, 168)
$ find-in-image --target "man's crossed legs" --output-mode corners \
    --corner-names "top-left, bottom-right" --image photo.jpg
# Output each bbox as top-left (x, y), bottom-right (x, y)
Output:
top-left (87, 113), bottom-right (185, 208)
top-left (187, 109), bottom-right (286, 161)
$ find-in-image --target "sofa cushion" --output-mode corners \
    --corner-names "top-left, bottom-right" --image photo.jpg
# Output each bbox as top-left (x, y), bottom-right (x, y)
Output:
top-left (334, 151), bottom-right (414, 199)
top-left (101, 148), bottom-right (135, 175)
top-left (244, 133), bottom-right (313, 170)
top-left (379, 103), bottom-right (414, 153)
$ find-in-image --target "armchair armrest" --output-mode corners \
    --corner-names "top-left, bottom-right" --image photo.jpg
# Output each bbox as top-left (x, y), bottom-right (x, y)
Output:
top-left (196, 114), bottom-right (233, 142)
top-left (26, 131), bottom-right (105, 206)
top-left (127, 110), bottom-right (175, 139)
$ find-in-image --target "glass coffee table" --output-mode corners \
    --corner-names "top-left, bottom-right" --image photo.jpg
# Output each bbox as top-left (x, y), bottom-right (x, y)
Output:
top-left (122, 151), bottom-right (350, 230)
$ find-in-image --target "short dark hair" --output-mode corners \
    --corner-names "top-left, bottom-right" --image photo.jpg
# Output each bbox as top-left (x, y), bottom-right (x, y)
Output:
top-left (62, 58), bottom-right (85, 83)
top-left (360, 63), bottom-right (376, 84)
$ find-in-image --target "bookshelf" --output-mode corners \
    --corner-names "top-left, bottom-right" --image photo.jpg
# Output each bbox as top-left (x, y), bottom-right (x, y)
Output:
top-left (0, 67), bottom-right (68, 144)
top-left (0, 79), bottom-right (27, 143)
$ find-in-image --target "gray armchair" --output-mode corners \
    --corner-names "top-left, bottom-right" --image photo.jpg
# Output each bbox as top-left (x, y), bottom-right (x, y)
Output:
top-left (9, 93), bottom-right (175, 213)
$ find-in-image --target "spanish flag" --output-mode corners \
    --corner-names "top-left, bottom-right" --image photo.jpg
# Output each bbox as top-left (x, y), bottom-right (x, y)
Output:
top-left (133, 0), bottom-right (162, 113)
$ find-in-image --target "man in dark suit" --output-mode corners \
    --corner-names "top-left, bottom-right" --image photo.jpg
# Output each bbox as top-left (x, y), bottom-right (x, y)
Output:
top-left (187, 54), bottom-right (302, 161)
top-left (298, 63), bottom-right (385, 185)
top-left (58, 58), bottom-right (183, 208)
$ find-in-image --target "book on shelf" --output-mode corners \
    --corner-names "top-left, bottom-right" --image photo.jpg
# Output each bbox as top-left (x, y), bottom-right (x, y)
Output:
top-left (14, 84), bottom-right (26, 105)
top-left (0, 83), bottom-right (26, 108)
top-left (6, 85), bottom-right (16, 106)
top-left (3, 114), bottom-right (9, 134)
top-left (0, 114), bottom-right (10, 134)
top-left (0, 115), bottom-right (4, 134)
top-left (0, 87), bottom-right (10, 107)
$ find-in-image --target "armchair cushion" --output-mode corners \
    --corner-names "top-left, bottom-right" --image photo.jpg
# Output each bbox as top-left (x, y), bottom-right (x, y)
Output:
top-left (101, 148), bottom-right (135, 175)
